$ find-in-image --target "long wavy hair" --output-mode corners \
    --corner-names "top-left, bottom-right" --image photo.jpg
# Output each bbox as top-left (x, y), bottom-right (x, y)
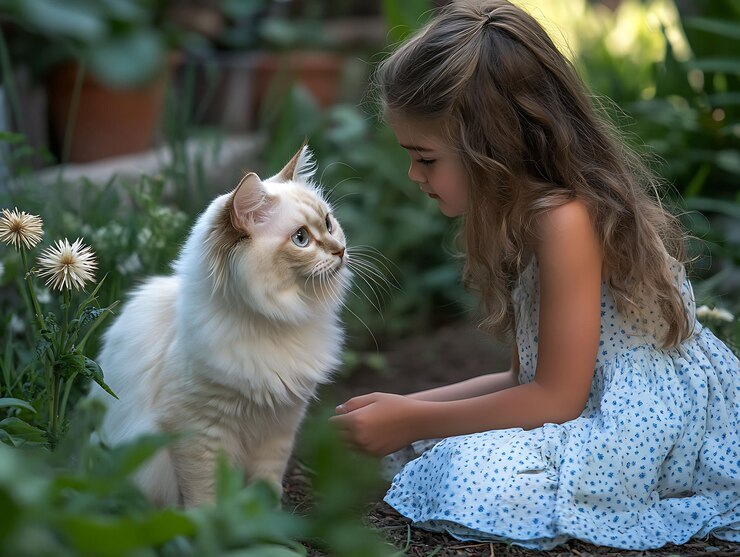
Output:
top-left (375, 0), bottom-right (691, 347)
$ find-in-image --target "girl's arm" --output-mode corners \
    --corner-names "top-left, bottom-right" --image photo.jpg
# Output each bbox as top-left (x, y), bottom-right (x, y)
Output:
top-left (407, 345), bottom-right (520, 402)
top-left (332, 200), bottom-right (602, 455)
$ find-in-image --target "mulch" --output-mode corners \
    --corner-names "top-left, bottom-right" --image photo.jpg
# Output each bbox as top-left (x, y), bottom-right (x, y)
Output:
top-left (283, 323), bottom-right (740, 557)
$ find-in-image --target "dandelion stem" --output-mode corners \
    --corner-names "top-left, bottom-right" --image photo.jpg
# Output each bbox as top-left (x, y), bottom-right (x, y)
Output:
top-left (19, 247), bottom-right (45, 332)
top-left (61, 288), bottom-right (70, 351)
top-left (48, 373), bottom-right (60, 450)
top-left (20, 246), bottom-right (56, 449)
top-left (58, 372), bottom-right (78, 428)
top-left (48, 288), bottom-right (72, 448)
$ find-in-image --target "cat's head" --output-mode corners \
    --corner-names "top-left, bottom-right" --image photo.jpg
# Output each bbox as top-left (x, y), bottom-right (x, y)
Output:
top-left (193, 146), bottom-right (350, 323)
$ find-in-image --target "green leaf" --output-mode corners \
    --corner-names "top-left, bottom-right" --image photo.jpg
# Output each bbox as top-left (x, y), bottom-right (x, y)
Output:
top-left (17, 0), bottom-right (106, 42)
top-left (82, 357), bottom-right (117, 399)
top-left (105, 433), bottom-right (178, 478)
top-left (0, 417), bottom-right (46, 446)
top-left (57, 351), bottom-right (86, 378)
top-left (0, 487), bottom-right (20, 543)
top-left (225, 546), bottom-right (306, 557)
top-left (222, 0), bottom-right (265, 19)
top-left (78, 306), bottom-right (106, 329)
top-left (89, 31), bottom-right (165, 88)
top-left (34, 337), bottom-right (52, 363)
top-left (684, 18), bottom-right (740, 41)
top-left (59, 510), bottom-right (196, 556)
top-left (78, 300), bottom-right (119, 352)
top-left (708, 92), bottom-right (740, 106)
top-left (0, 131), bottom-right (28, 144)
top-left (690, 58), bottom-right (740, 74)
top-left (0, 398), bottom-right (36, 413)
top-left (684, 197), bottom-right (740, 219)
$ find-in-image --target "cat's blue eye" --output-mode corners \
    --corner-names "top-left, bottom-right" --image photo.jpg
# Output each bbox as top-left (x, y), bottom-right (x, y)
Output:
top-left (292, 227), bottom-right (310, 247)
top-left (325, 214), bottom-right (333, 233)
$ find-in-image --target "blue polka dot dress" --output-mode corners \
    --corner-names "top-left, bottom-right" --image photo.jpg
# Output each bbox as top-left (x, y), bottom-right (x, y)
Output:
top-left (384, 258), bottom-right (740, 550)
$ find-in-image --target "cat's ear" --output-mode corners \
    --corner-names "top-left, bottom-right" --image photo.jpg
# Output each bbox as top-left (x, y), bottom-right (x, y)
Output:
top-left (230, 173), bottom-right (275, 233)
top-left (277, 144), bottom-right (316, 182)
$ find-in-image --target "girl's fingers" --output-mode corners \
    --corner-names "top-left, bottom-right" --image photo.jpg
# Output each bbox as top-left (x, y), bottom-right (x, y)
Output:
top-left (335, 392), bottom-right (379, 414)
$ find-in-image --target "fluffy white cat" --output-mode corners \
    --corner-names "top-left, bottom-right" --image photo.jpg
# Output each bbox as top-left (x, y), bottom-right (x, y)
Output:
top-left (89, 146), bottom-right (350, 507)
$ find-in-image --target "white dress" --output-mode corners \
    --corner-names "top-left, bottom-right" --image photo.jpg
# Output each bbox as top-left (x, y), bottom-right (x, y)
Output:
top-left (384, 259), bottom-right (740, 550)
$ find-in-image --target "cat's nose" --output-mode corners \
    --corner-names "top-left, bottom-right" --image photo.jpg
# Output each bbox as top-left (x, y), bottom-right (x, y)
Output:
top-left (333, 247), bottom-right (345, 259)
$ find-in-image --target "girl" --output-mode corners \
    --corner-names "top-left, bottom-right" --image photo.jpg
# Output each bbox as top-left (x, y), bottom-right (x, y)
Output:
top-left (330, 0), bottom-right (739, 551)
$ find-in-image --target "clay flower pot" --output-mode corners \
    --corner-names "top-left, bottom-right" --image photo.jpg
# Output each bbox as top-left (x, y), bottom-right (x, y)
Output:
top-left (46, 59), bottom-right (175, 163)
top-left (251, 51), bottom-right (345, 115)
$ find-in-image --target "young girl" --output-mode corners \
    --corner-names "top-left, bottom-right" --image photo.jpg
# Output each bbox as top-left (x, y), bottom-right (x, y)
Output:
top-left (330, 0), bottom-right (739, 551)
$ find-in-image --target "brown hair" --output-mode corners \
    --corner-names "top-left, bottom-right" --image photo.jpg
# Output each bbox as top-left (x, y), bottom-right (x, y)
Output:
top-left (375, 0), bottom-right (691, 347)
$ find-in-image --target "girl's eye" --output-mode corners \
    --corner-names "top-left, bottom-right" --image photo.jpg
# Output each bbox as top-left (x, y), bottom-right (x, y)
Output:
top-left (291, 227), bottom-right (310, 247)
top-left (417, 158), bottom-right (436, 166)
top-left (325, 214), bottom-right (333, 232)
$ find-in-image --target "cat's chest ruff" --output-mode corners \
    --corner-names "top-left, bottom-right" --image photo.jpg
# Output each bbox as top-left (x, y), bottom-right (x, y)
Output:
top-left (176, 375), bottom-right (304, 420)
top-left (183, 322), bottom-right (341, 406)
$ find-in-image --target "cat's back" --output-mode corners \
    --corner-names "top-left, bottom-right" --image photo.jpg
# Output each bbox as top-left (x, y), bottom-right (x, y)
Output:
top-left (102, 275), bottom-right (179, 359)
top-left (92, 275), bottom-right (180, 439)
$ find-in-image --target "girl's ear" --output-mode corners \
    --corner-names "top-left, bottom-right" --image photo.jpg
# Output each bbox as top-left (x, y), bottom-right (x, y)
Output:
top-left (230, 173), bottom-right (275, 233)
top-left (277, 144), bottom-right (317, 182)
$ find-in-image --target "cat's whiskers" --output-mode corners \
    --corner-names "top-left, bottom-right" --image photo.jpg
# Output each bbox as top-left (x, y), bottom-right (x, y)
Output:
top-left (345, 262), bottom-right (385, 315)
top-left (323, 177), bottom-right (356, 203)
top-left (320, 162), bottom-right (357, 198)
top-left (347, 258), bottom-right (393, 298)
top-left (322, 273), bottom-right (380, 352)
top-left (327, 191), bottom-right (361, 209)
top-left (346, 246), bottom-right (402, 289)
top-left (346, 255), bottom-right (398, 303)
top-left (346, 269), bottom-right (383, 316)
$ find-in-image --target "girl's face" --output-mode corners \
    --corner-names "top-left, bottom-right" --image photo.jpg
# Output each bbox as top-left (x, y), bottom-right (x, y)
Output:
top-left (388, 114), bottom-right (469, 217)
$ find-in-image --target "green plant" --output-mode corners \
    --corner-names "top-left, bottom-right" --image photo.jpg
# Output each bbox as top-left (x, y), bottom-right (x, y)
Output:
top-left (0, 207), bottom-right (118, 449)
top-left (0, 401), bottom-right (398, 557)
top-left (0, 0), bottom-right (184, 87)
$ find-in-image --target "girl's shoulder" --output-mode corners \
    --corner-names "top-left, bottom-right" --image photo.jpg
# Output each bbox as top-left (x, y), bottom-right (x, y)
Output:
top-left (533, 199), bottom-right (600, 265)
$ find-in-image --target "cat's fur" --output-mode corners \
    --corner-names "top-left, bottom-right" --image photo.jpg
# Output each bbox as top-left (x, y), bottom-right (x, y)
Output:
top-left (89, 147), bottom-right (350, 507)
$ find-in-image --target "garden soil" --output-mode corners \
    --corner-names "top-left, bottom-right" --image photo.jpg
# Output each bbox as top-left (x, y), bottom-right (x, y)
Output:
top-left (283, 323), bottom-right (740, 557)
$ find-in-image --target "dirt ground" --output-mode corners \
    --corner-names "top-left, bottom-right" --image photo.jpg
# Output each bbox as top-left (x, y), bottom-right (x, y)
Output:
top-left (284, 323), bottom-right (740, 557)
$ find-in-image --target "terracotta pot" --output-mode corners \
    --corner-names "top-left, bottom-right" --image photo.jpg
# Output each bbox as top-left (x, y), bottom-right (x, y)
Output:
top-left (252, 51), bottom-right (344, 116)
top-left (47, 61), bottom-right (172, 163)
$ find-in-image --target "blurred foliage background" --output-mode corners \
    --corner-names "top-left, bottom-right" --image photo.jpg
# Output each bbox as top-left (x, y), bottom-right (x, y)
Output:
top-left (0, 0), bottom-right (738, 555)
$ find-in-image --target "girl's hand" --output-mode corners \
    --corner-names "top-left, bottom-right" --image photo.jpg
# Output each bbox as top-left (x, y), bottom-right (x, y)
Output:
top-left (330, 392), bottom-right (424, 456)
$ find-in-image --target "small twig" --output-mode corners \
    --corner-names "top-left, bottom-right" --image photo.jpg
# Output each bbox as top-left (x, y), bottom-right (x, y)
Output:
top-left (448, 542), bottom-right (490, 550)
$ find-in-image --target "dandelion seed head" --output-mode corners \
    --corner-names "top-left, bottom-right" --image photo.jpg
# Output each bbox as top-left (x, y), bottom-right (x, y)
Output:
top-left (696, 304), bottom-right (734, 323)
top-left (0, 207), bottom-right (44, 249)
top-left (37, 238), bottom-right (97, 291)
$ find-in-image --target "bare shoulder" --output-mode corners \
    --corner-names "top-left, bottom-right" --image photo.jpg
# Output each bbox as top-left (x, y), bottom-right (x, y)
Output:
top-left (537, 199), bottom-right (594, 239)
top-left (535, 199), bottom-right (601, 267)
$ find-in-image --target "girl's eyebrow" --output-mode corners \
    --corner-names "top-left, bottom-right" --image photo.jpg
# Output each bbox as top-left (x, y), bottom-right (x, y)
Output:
top-left (400, 144), bottom-right (434, 152)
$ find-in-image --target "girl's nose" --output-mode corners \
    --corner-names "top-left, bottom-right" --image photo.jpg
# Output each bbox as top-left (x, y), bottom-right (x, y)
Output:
top-left (408, 162), bottom-right (425, 184)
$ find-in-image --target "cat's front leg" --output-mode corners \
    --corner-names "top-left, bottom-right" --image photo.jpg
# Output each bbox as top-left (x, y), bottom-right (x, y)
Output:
top-left (170, 436), bottom-right (218, 507)
top-left (246, 407), bottom-right (306, 499)
top-left (247, 432), bottom-right (297, 499)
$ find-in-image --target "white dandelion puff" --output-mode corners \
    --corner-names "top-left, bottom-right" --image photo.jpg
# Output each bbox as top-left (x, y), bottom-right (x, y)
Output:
top-left (696, 305), bottom-right (734, 323)
top-left (37, 238), bottom-right (97, 291)
top-left (0, 207), bottom-right (44, 249)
